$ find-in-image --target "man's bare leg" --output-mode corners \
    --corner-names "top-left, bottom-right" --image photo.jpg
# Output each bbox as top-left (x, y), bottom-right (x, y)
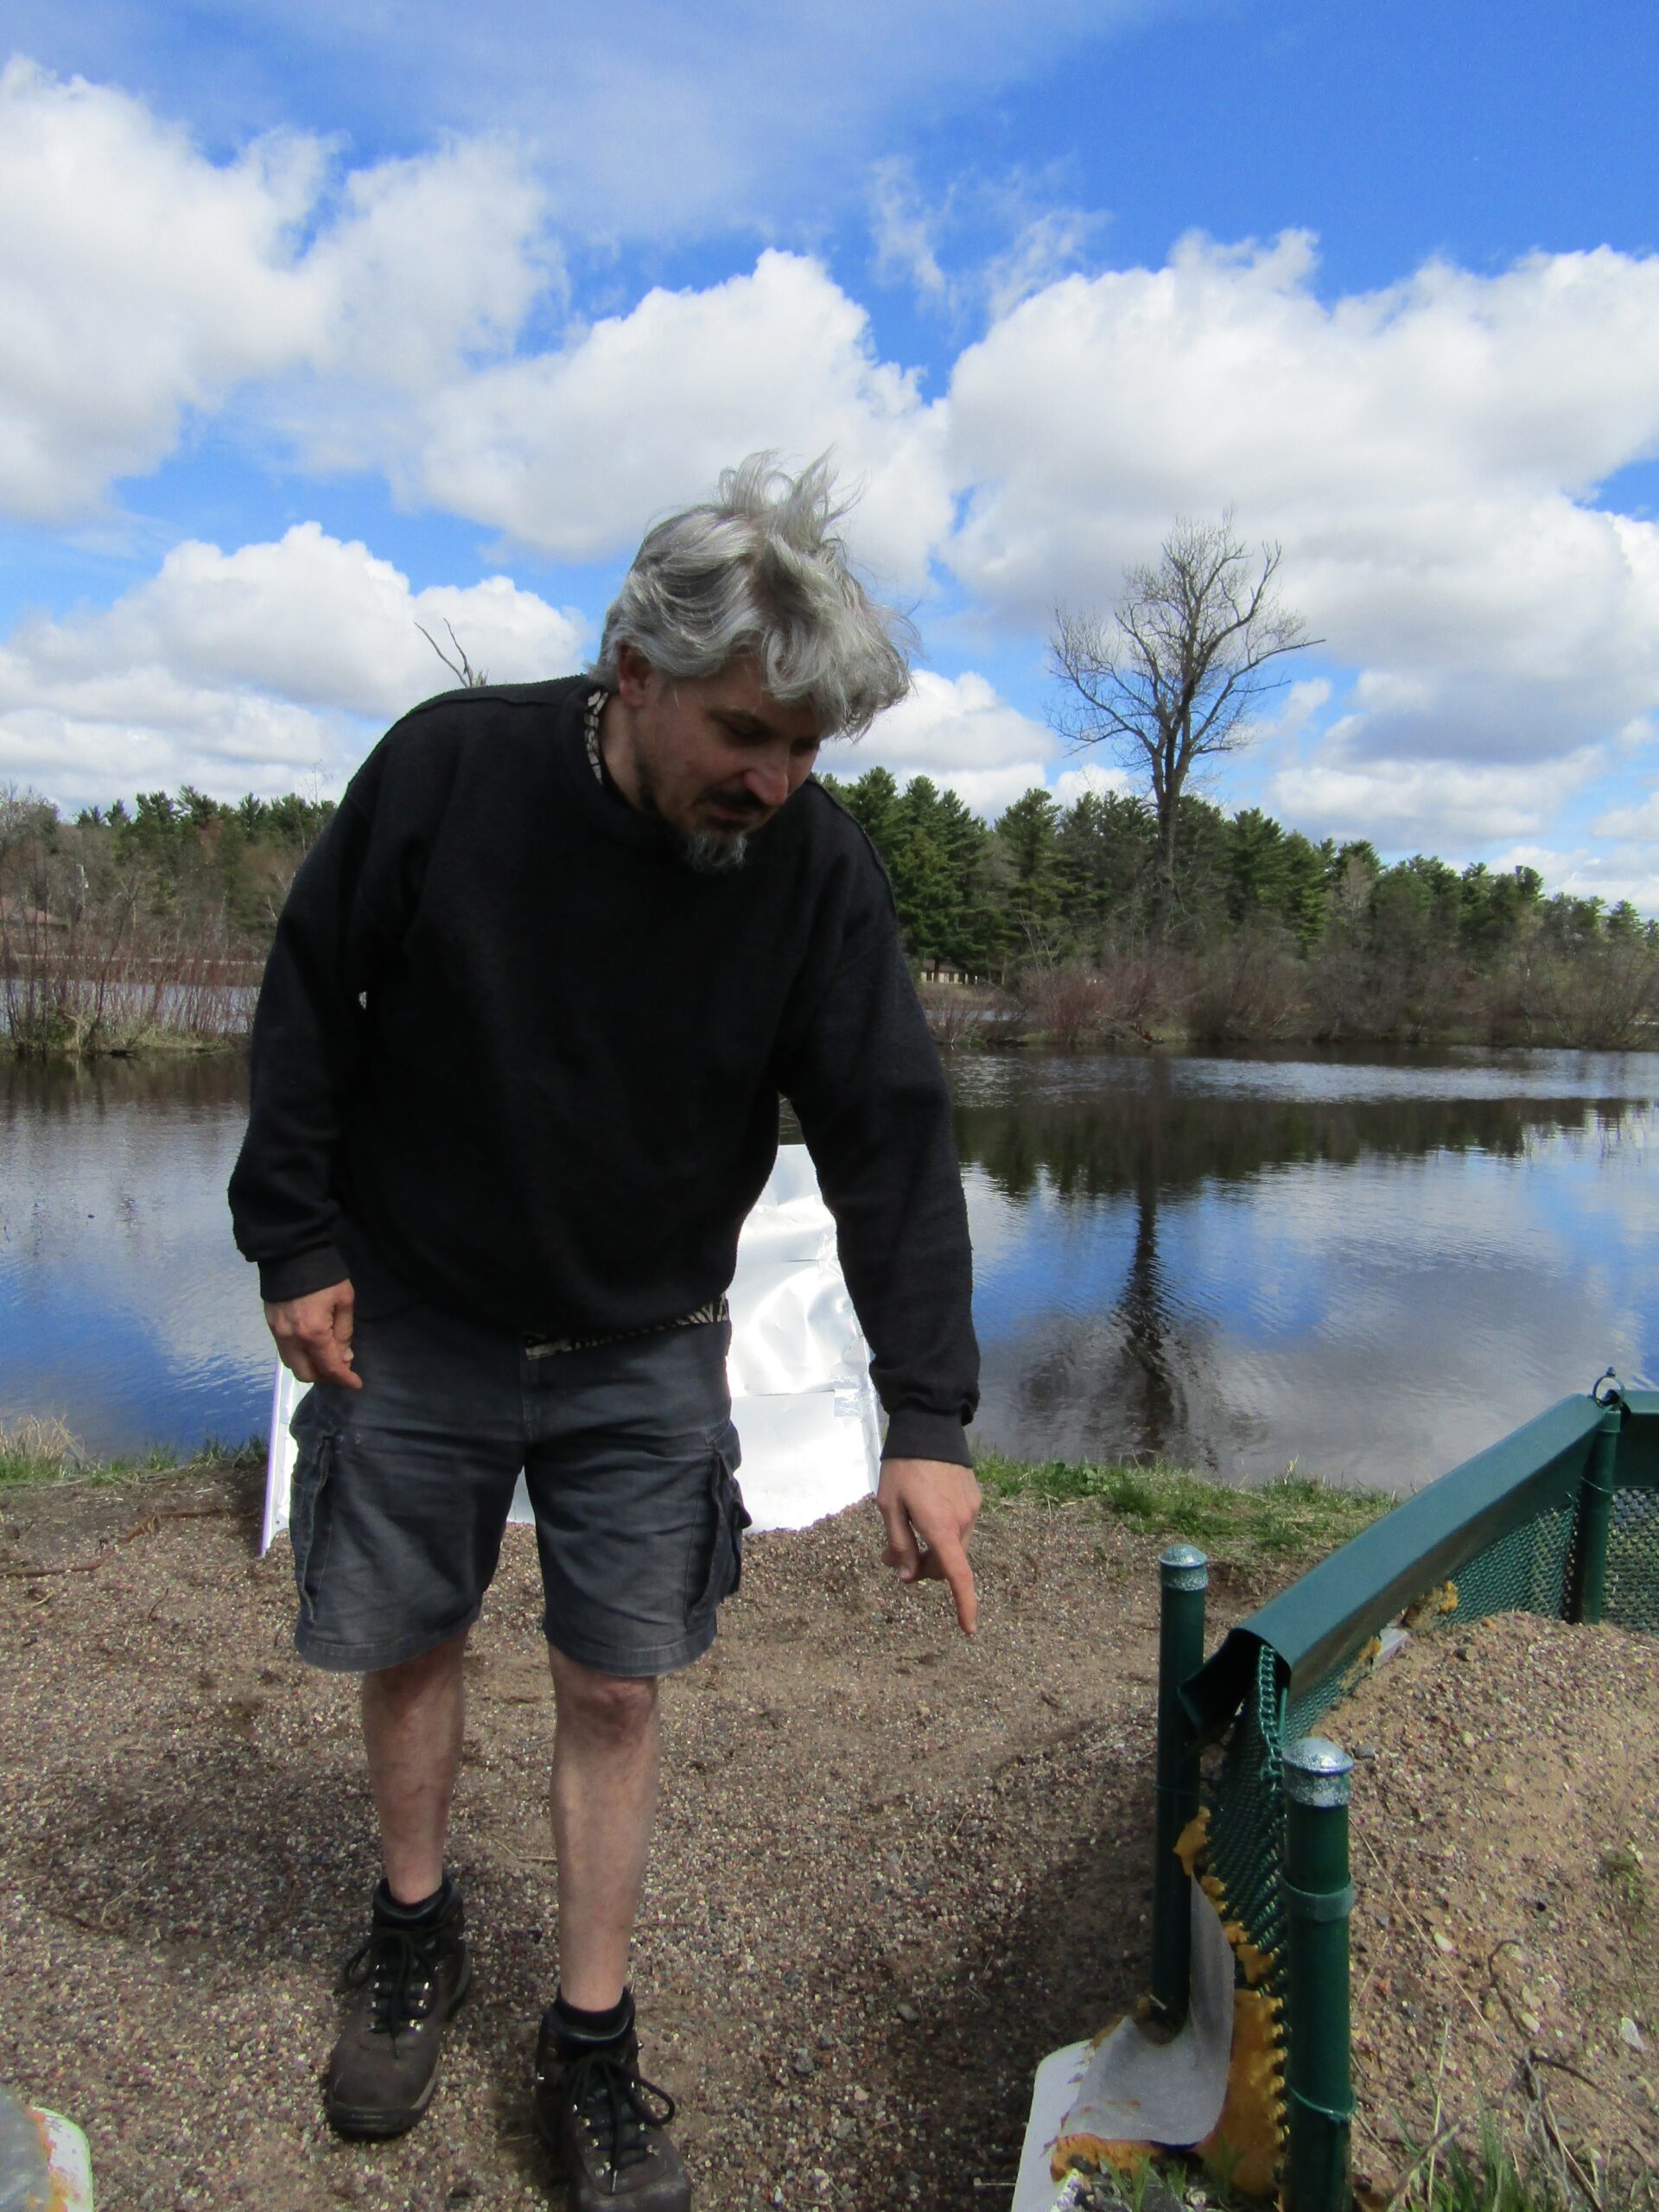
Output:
top-left (361, 1627), bottom-right (469, 1903)
top-left (546, 1647), bottom-right (661, 2009)
top-left (324, 1629), bottom-right (473, 2138)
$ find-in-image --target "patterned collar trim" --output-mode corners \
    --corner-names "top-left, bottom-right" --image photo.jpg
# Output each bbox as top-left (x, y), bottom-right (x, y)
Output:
top-left (583, 688), bottom-right (608, 785)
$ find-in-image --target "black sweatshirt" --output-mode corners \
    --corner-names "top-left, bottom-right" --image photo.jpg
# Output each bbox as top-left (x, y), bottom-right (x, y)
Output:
top-left (228, 677), bottom-right (978, 1466)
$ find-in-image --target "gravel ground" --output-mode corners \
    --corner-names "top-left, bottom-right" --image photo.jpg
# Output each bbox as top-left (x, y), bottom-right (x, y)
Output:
top-left (0, 1465), bottom-right (1281, 2211)
top-left (3, 1468), bottom-right (1654, 2210)
top-left (1338, 1611), bottom-right (1659, 2196)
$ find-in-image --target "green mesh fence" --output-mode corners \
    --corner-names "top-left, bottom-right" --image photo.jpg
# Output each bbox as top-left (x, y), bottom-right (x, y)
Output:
top-left (1204, 1640), bottom-right (1291, 2005)
top-left (1173, 1389), bottom-right (1659, 2202)
top-left (1606, 1483), bottom-right (1659, 1631)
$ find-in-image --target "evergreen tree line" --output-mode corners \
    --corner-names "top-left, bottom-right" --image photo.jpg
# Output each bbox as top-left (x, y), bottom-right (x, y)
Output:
top-left (0, 785), bottom-right (336, 1053)
top-left (3, 772), bottom-right (1657, 1052)
top-left (818, 766), bottom-right (1659, 1048)
top-left (3, 785), bottom-right (334, 944)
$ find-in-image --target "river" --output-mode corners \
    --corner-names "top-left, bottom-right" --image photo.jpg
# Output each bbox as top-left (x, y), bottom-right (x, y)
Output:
top-left (4, 1046), bottom-right (1656, 1490)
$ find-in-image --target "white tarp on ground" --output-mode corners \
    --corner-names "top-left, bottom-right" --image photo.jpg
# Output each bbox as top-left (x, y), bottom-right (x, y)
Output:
top-left (260, 1145), bottom-right (882, 1556)
top-left (1011, 1885), bottom-right (1235, 2212)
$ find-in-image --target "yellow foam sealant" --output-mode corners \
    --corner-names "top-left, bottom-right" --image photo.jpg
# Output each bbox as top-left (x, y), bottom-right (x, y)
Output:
top-left (0, 2088), bottom-right (93, 2212)
top-left (1011, 1812), bottom-right (1287, 2209)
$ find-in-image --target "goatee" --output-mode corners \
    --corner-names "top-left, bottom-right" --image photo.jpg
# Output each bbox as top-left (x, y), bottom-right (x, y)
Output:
top-left (632, 753), bottom-right (753, 873)
top-left (679, 829), bottom-right (749, 874)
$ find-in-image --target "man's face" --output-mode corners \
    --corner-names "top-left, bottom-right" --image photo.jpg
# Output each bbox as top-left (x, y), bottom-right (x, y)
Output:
top-left (610, 645), bottom-right (823, 871)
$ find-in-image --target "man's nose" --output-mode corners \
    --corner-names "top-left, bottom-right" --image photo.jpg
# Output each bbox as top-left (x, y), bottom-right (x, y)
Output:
top-left (742, 756), bottom-right (791, 810)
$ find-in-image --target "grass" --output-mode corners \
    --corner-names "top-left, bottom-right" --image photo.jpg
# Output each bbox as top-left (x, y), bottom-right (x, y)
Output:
top-left (1383, 2108), bottom-right (1658, 2212)
top-left (0, 1416), bottom-right (261, 1490)
top-left (1598, 1843), bottom-right (1650, 1931)
top-left (977, 1450), bottom-right (1393, 1562)
top-left (1, 1427), bottom-right (1389, 1570)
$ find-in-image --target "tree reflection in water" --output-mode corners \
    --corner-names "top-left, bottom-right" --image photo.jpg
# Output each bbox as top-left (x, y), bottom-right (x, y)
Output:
top-left (950, 1049), bottom-right (1659, 1485)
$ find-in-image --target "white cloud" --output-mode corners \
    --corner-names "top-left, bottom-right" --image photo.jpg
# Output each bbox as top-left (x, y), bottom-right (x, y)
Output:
top-left (946, 232), bottom-right (1659, 765)
top-left (865, 156), bottom-right (1107, 322)
top-left (925, 762), bottom-right (1054, 819)
top-left (0, 59), bottom-right (550, 518)
top-left (983, 205), bottom-right (1109, 321)
top-left (821, 671), bottom-right (1141, 818)
top-left (0, 67), bottom-right (943, 572)
top-left (1050, 761), bottom-right (1132, 807)
top-left (1266, 749), bottom-right (1602, 851)
top-left (1491, 843), bottom-right (1659, 914)
top-left (408, 251), bottom-right (952, 587)
top-left (456, 0), bottom-right (1141, 239)
top-left (0, 694), bottom-right (337, 808)
top-left (869, 160), bottom-right (950, 304)
top-left (858, 668), bottom-right (1055, 772)
top-left (0, 524), bottom-right (586, 803)
top-left (1593, 790), bottom-right (1659, 841)
top-left (11, 51), bottom-right (1659, 883)
top-left (0, 60), bottom-right (315, 517)
top-left (820, 670), bottom-right (1056, 818)
top-left (19, 0), bottom-right (1145, 242)
top-left (289, 138), bottom-right (556, 397)
top-left (1249, 677), bottom-right (1333, 741)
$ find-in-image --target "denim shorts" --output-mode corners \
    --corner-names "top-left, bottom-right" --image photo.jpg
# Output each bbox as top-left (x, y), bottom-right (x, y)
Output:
top-left (286, 1254), bottom-right (747, 1679)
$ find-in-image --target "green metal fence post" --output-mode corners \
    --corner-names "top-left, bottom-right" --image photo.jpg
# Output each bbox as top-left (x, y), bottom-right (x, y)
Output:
top-left (1282, 1738), bottom-right (1356, 2212)
top-left (1150, 1541), bottom-right (1208, 2029)
top-left (1569, 1399), bottom-right (1620, 1625)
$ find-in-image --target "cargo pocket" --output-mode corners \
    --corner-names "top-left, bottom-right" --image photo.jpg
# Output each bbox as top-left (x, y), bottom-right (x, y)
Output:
top-left (687, 1427), bottom-right (751, 1618)
top-left (288, 1427), bottom-right (339, 1627)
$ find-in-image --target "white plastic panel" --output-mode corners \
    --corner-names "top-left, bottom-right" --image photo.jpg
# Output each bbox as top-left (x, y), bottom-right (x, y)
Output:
top-left (261, 1145), bottom-right (880, 1554)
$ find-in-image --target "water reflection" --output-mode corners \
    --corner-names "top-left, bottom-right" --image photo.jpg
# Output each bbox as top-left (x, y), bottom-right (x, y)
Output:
top-left (4, 1047), bottom-right (1658, 1487)
top-left (954, 1051), bottom-right (1637, 1198)
top-left (2, 1054), bottom-right (270, 1459)
top-left (954, 1051), bottom-right (1659, 1487)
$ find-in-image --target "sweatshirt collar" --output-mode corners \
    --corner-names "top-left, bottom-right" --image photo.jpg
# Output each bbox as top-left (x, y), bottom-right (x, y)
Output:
top-left (554, 682), bottom-right (677, 855)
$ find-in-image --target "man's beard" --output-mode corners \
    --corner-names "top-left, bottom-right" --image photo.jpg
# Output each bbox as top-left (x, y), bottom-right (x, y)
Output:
top-left (633, 752), bottom-right (753, 874)
top-left (679, 828), bottom-right (750, 874)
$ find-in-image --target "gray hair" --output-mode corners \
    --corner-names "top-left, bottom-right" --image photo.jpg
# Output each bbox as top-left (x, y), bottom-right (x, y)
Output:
top-left (593, 454), bottom-right (914, 737)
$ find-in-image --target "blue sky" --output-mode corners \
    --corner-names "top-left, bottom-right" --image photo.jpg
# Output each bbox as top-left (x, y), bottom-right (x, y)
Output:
top-left (3, 1), bottom-right (1659, 900)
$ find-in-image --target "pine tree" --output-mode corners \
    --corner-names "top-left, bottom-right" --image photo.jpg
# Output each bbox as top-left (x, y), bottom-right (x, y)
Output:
top-left (994, 788), bottom-right (1065, 957)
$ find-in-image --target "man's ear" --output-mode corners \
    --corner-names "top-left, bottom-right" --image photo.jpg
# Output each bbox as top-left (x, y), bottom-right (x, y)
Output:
top-left (614, 641), bottom-right (655, 706)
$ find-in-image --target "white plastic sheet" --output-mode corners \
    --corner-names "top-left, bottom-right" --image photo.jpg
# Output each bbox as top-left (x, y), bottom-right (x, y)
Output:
top-left (0, 2088), bottom-right (93, 2212)
top-left (1011, 1885), bottom-right (1235, 2212)
top-left (261, 1144), bottom-right (881, 1555)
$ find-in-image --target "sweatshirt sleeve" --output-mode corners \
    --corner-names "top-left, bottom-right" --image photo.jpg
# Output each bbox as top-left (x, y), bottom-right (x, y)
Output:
top-left (227, 739), bottom-right (426, 1302)
top-left (773, 847), bottom-right (979, 1466)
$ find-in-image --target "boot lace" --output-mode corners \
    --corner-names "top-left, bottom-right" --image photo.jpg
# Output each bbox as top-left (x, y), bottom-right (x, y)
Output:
top-left (563, 2044), bottom-right (677, 2179)
top-left (342, 1923), bottom-right (444, 2043)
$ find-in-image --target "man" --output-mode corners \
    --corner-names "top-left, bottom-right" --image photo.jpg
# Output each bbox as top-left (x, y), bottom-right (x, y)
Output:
top-left (229, 455), bottom-right (980, 2210)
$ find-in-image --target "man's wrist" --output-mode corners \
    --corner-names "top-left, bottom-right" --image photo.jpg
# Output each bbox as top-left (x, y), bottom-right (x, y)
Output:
top-left (258, 1243), bottom-right (350, 1306)
top-left (880, 1409), bottom-right (972, 1468)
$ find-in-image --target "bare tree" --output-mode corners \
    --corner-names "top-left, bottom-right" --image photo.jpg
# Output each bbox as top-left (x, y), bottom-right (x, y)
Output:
top-left (416, 620), bottom-right (490, 688)
top-left (1050, 515), bottom-right (1315, 918)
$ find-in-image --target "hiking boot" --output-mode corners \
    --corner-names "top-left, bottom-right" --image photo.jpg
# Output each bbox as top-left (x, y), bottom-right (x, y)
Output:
top-left (323, 1881), bottom-right (472, 2138)
top-left (532, 2002), bottom-right (690, 2209)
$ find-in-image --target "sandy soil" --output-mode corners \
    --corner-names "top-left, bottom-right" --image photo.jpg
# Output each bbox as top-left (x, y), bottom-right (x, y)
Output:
top-left (1340, 1611), bottom-right (1658, 2197)
top-left (1, 1465), bottom-right (1653, 2210)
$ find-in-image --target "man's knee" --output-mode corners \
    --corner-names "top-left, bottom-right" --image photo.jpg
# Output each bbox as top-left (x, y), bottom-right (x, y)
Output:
top-left (549, 1651), bottom-right (659, 1742)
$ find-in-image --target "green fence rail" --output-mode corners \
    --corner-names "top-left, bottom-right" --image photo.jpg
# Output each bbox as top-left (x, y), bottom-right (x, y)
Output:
top-left (1150, 1381), bottom-right (1659, 2210)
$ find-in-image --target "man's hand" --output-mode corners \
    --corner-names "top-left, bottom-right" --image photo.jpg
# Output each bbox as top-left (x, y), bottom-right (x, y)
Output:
top-left (264, 1279), bottom-right (361, 1390)
top-left (876, 1457), bottom-right (982, 1636)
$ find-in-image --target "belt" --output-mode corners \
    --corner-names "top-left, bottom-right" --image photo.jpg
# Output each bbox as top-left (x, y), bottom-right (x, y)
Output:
top-left (523, 1295), bottom-right (729, 1359)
